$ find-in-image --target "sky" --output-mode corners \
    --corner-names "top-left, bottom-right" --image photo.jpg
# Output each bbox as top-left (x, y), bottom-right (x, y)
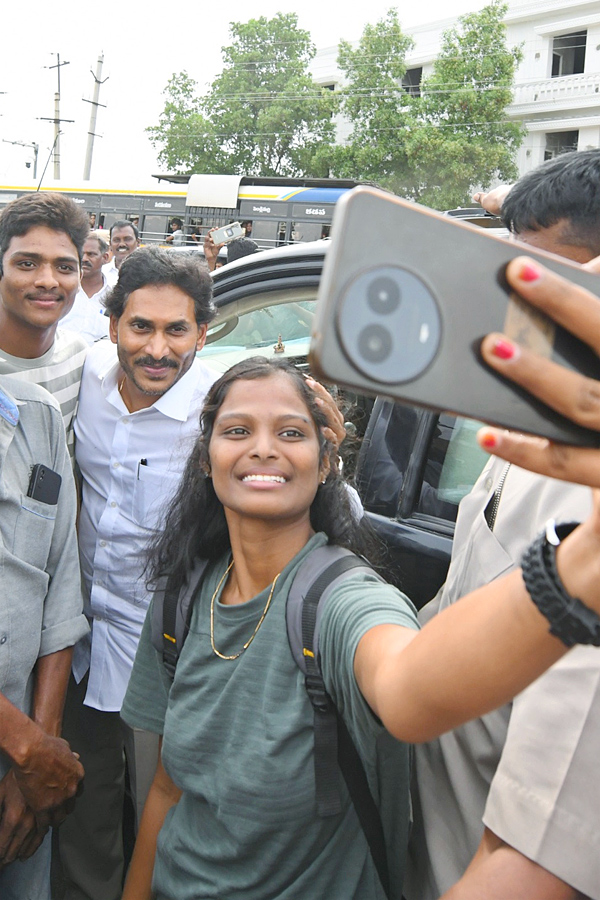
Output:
top-left (0, 0), bottom-right (487, 187)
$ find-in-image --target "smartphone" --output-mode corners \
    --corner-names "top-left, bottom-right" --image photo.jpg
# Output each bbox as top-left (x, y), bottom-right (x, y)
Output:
top-left (27, 464), bottom-right (62, 505)
top-left (210, 222), bottom-right (245, 245)
top-left (310, 186), bottom-right (600, 447)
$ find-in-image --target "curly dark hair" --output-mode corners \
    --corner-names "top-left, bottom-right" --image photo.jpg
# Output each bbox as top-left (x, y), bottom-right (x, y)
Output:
top-left (148, 357), bottom-right (372, 591)
top-left (104, 245), bottom-right (215, 326)
top-left (0, 192), bottom-right (90, 274)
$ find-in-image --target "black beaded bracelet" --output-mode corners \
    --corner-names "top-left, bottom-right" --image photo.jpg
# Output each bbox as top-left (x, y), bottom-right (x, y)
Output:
top-left (521, 520), bottom-right (600, 648)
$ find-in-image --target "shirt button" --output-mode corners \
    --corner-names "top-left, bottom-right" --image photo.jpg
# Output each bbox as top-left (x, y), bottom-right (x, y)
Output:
top-left (110, 501), bottom-right (117, 508)
top-left (484, 477), bottom-right (493, 491)
top-left (0, 635), bottom-right (7, 645)
top-left (112, 461), bottom-right (120, 469)
top-left (99, 540), bottom-right (107, 548)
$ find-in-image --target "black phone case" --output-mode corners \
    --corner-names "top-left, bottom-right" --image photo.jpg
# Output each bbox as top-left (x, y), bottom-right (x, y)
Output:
top-left (27, 464), bottom-right (62, 505)
top-left (310, 187), bottom-right (600, 447)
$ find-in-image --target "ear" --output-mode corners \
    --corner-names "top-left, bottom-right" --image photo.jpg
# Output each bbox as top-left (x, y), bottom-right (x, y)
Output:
top-left (319, 455), bottom-right (331, 485)
top-left (196, 323), bottom-right (208, 352)
top-left (109, 314), bottom-right (119, 345)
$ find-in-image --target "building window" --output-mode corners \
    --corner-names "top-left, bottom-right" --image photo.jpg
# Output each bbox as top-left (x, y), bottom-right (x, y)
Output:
top-left (402, 67), bottom-right (423, 97)
top-left (544, 130), bottom-right (579, 160)
top-left (551, 30), bottom-right (587, 77)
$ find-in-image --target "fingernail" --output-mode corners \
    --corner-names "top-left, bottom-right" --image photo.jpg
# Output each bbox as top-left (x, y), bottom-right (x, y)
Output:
top-left (491, 338), bottom-right (517, 360)
top-left (479, 429), bottom-right (498, 450)
top-left (519, 262), bottom-right (542, 282)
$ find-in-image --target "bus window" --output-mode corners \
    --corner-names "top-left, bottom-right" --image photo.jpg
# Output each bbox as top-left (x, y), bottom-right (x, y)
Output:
top-left (141, 215), bottom-right (169, 243)
top-left (290, 222), bottom-right (321, 243)
top-left (251, 220), bottom-right (285, 249)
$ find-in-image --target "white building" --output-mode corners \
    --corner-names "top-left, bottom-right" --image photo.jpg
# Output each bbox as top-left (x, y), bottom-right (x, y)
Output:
top-left (311, 0), bottom-right (600, 178)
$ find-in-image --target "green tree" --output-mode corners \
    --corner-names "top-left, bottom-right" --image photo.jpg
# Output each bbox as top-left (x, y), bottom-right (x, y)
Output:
top-left (405, 0), bottom-right (525, 208)
top-left (333, 9), bottom-right (415, 191)
top-left (148, 14), bottom-right (338, 177)
top-left (333, 2), bottom-right (524, 209)
top-left (147, 72), bottom-right (219, 174)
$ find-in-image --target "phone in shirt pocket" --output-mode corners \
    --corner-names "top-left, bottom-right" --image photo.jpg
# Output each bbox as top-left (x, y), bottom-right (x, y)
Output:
top-left (27, 464), bottom-right (62, 505)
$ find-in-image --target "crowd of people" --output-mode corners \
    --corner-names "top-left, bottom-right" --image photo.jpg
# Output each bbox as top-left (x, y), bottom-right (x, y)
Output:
top-left (0, 149), bottom-right (598, 900)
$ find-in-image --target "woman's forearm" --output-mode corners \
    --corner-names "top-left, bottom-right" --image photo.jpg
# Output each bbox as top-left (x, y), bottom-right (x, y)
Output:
top-left (356, 508), bottom-right (600, 743)
top-left (122, 750), bottom-right (181, 900)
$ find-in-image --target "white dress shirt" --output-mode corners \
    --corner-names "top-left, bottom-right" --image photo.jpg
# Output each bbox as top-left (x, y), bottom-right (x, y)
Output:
top-left (102, 259), bottom-right (119, 287)
top-left (73, 341), bottom-right (218, 711)
top-left (61, 276), bottom-right (111, 345)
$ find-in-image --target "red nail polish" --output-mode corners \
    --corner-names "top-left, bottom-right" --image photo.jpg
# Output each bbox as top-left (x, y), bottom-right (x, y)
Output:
top-left (479, 431), bottom-right (498, 450)
top-left (492, 338), bottom-right (516, 360)
top-left (519, 263), bottom-right (541, 282)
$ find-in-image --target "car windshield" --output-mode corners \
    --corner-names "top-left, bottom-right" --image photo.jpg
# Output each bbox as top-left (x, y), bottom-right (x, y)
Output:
top-left (202, 299), bottom-right (316, 371)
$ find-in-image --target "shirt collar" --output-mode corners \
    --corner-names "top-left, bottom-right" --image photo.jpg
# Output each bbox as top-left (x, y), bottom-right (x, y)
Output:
top-left (99, 349), bottom-right (203, 422)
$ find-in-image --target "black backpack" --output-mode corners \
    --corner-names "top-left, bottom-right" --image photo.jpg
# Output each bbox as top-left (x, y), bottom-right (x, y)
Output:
top-left (150, 544), bottom-right (391, 898)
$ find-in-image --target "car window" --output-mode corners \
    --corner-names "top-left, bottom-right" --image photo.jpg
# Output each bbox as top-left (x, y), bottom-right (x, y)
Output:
top-left (358, 402), bottom-right (489, 524)
top-left (417, 414), bottom-right (490, 520)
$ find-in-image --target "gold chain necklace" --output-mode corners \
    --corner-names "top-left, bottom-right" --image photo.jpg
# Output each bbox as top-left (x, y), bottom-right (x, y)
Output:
top-left (210, 561), bottom-right (281, 661)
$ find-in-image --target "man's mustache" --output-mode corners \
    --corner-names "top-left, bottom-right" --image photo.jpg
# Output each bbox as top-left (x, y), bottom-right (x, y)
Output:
top-left (135, 356), bottom-right (178, 369)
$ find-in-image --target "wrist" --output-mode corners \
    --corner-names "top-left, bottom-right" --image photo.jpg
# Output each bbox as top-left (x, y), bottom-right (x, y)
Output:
top-left (556, 520), bottom-right (600, 613)
top-left (521, 520), bottom-right (600, 647)
top-left (0, 707), bottom-right (44, 769)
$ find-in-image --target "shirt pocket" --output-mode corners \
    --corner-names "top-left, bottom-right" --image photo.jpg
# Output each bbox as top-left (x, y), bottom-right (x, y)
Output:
top-left (132, 464), bottom-right (181, 529)
top-left (13, 495), bottom-right (57, 571)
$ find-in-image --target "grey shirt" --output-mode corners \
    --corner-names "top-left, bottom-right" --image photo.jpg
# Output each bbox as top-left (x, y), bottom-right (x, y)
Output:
top-left (123, 533), bottom-right (419, 900)
top-left (0, 376), bottom-right (88, 780)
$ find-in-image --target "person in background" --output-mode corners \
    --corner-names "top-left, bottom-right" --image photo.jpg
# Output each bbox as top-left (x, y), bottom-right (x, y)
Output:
top-left (60, 232), bottom-right (111, 345)
top-left (165, 218), bottom-right (184, 247)
top-left (102, 221), bottom-right (140, 287)
top-left (0, 192), bottom-right (89, 456)
top-left (406, 149), bottom-right (600, 900)
top-left (0, 371), bottom-right (87, 900)
top-left (57, 247), bottom-right (218, 900)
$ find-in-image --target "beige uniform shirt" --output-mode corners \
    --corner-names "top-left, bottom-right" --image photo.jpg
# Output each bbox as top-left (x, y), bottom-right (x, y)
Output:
top-left (405, 456), bottom-right (596, 898)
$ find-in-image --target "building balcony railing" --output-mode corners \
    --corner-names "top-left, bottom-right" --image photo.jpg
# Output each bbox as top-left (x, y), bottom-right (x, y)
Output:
top-left (509, 72), bottom-right (600, 114)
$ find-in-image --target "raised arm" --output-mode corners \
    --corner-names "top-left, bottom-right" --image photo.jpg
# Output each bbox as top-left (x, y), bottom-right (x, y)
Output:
top-left (357, 256), bottom-right (600, 743)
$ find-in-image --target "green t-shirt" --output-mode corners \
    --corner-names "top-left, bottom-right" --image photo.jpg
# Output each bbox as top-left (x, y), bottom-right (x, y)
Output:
top-left (122, 533), bottom-right (419, 899)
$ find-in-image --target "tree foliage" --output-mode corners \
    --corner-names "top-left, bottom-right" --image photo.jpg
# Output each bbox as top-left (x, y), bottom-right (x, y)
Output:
top-left (147, 72), bottom-right (218, 173)
top-left (148, 14), bottom-right (338, 177)
top-left (405, 0), bottom-right (525, 208)
top-left (332, 9), bottom-right (415, 190)
top-left (333, 1), bottom-right (525, 209)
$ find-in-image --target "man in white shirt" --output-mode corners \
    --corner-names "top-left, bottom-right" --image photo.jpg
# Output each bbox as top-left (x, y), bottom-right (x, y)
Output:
top-left (102, 220), bottom-right (140, 287)
top-left (57, 246), bottom-right (217, 900)
top-left (164, 216), bottom-right (184, 246)
top-left (60, 232), bottom-right (111, 344)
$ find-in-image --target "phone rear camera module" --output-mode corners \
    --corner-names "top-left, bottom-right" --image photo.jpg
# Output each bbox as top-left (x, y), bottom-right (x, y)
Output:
top-left (335, 266), bottom-right (441, 384)
top-left (367, 276), bottom-right (400, 315)
top-left (358, 324), bottom-right (392, 363)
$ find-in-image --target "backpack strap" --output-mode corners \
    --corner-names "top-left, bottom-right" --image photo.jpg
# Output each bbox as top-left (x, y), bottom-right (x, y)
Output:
top-left (286, 545), bottom-right (390, 898)
top-left (150, 558), bottom-right (210, 678)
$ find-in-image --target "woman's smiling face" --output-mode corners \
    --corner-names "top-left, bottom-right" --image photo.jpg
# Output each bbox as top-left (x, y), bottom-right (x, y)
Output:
top-left (208, 372), bottom-right (328, 526)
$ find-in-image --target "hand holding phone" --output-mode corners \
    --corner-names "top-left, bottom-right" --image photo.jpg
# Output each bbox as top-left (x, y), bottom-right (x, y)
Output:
top-left (209, 222), bottom-right (245, 246)
top-left (310, 187), bottom-right (600, 447)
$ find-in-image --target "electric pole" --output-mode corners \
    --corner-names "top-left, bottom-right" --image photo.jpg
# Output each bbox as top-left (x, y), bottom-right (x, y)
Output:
top-left (40, 54), bottom-right (74, 180)
top-left (83, 54), bottom-right (108, 181)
